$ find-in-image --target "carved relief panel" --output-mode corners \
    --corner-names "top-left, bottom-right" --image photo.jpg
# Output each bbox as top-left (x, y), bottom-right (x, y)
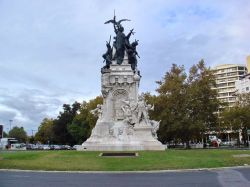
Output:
top-left (112, 89), bottom-right (128, 120)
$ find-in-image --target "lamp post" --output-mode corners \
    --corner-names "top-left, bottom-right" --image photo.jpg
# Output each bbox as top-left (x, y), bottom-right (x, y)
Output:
top-left (247, 129), bottom-right (250, 149)
top-left (31, 129), bottom-right (36, 137)
top-left (9, 120), bottom-right (13, 132)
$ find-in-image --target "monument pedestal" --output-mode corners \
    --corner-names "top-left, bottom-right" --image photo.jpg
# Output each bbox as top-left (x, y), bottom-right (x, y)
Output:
top-left (78, 63), bottom-right (165, 151)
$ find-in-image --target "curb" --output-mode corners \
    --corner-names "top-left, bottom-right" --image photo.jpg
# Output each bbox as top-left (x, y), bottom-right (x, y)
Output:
top-left (1, 165), bottom-right (250, 174)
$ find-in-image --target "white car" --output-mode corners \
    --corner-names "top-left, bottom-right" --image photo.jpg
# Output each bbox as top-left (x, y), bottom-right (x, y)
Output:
top-left (73, 145), bottom-right (81, 150)
top-left (53, 145), bottom-right (61, 150)
top-left (43, 145), bottom-right (51, 150)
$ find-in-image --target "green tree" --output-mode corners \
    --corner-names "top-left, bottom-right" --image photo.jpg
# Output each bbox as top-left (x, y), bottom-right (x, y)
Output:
top-left (53, 101), bottom-right (81, 145)
top-left (3, 131), bottom-right (8, 138)
top-left (36, 97), bottom-right (103, 146)
top-left (68, 96), bottom-right (103, 144)
top-left (28, 136), bottom-right (35, 144)
top-left (222, 92), bottom-right (250, 146)
top-left (152, 60), bottom-right (220, 147)
top-left (35, 118), bottom-right (54, 144)
top-left (9, 126), bottom-right (28, 143)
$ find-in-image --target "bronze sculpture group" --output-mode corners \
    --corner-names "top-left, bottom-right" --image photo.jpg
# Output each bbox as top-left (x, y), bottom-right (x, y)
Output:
top-left (102, 14), bottom-right (139, 72)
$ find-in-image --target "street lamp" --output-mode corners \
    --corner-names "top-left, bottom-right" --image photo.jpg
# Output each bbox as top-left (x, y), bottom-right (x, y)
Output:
top-left (9, 120), bottom-right (13, 132)
top-left (31, 129), bottom-right (36, 137)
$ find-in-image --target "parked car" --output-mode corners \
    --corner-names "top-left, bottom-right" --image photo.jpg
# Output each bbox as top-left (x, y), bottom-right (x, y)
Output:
top-left (26, 144), bottom-right (33, 150)
top-left (53, 145), bottom-right (61, 150)
top-left (31, 144), bottom-right (39, 150)
top-left (43, 145), bottom-right (51, 150)
top-left (38, 144), bottom-right (44, 150)
top-left (10, 143), bottom-right (26, 150)
top-left (64, 145), bottom-right (72, 150)
top-left (72, 145), bottom-right (81, 150)
top-left (0, 138), bottom-right (18, 150)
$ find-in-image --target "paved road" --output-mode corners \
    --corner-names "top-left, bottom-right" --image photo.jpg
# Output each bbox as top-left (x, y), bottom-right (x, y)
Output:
top-left (1, 168), bottom-right (250, 187)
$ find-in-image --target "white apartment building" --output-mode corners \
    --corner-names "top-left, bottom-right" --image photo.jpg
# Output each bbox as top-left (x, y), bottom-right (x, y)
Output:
top-left (235, 73), bottom-right (250, 94)
top-left (212, 64), bottom-right (248, 107)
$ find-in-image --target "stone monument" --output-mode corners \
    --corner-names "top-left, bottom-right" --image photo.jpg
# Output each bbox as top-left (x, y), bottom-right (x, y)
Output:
top-left (78, 14), bottom-right (165, 151)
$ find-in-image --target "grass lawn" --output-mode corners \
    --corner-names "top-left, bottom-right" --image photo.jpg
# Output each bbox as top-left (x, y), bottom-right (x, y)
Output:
top-left (1, 149), bottom-right (250, 171)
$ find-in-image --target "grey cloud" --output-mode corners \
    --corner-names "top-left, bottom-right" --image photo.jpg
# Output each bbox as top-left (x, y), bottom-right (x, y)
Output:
top-left (0, 0), bottom-right (250, 133)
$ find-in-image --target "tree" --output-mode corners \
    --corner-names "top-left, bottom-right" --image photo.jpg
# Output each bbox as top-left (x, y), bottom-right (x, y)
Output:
top-left (28, 136), bottom-right (35, 144)
top-left (35, 97), bottom-right (103, 145)
top-left (35, 118), bottom-right (54, 144)
top-left (9, 126), bottom-right (28, 143)
top-left (3, 131), bottom-right (8, 138)
top-left (53, 101), bottom-right (81, 145)
top-left (68, 96), bottom-right (103, 144)
top-left (151, 60), bottom-right (220, 147)
top-left (222, 92), bottom-right (250, 146)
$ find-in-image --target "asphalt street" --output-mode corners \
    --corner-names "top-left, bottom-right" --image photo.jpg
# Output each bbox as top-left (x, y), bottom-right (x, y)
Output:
top-left (1, 167), bottom-right (250, 187)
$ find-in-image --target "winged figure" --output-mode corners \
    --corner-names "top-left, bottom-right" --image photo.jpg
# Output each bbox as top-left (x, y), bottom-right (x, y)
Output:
top-left (104, 18), bottom-right (130, 24)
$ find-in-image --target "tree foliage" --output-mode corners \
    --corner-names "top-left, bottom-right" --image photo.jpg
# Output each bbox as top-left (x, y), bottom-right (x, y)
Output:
top-left (221, 92), bottom-right (250, 145)
top-left (35, 96), bottom-right (102, 145)
top-left (149, 60), bottom-right (220, 146)
top-left (3, 131), bottom-right (8, 138)
top-left (67, 96), bottom-right (102, 144)
top-left (35, 118), bottom-right (54, 144)
top-left (53, 101), bottom-right (81, 145)
top-left (8, 126), bottom-right (28, 143)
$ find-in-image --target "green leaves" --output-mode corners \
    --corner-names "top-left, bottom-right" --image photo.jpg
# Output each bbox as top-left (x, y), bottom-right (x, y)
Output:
top-left (150, 60), bottom-right (220, 146)
top-left (9, 126), bottom-right (28, 143)
top-left (35, 96), bottom-right (103, 145)
top-left (221, 92), bottom-right (250, 145)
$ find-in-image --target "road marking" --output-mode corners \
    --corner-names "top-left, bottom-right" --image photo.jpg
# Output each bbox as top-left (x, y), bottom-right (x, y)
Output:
top-left (217, 169), bottom-right (250, 187)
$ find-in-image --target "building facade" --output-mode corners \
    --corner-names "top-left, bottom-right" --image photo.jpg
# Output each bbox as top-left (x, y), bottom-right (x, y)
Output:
top-left (212, 64), bottom-right (248, 107)
top-left (235, 73), bottom-right (250, 94)
top-left (247, 56), bottom-right (250, 73)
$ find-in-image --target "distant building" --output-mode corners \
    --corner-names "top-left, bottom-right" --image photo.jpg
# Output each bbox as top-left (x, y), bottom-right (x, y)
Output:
top-left (247, 56), bottom-right (250, 73)
top-left (0, 125), bottom-right (3, 139)
top-left (212, 64), bottom-right (248, 107)
top-left (235, 73), bottom-right (250, 94)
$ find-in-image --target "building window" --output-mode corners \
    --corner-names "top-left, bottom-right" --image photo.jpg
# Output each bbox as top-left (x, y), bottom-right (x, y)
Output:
top-left (229, 92), bottom-right (236, 96)
top-left (217, 83), bottom-right (227, 88)
top-left (229, 97), bottom-right (236, 101)
top-left (246, 87), bottom-right (249, 91)
top-left (219, 93), bottom-right (228, 97)
top-left (227, 72), bottom-right (236, 76)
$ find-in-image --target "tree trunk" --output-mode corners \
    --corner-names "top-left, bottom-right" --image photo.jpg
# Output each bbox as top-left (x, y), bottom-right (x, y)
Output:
top-left (185, 141), bottom-right (191, 149)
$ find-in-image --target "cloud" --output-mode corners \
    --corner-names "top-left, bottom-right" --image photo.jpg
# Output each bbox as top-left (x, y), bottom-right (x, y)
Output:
top-left (0, 0), bottom-right (250, 134)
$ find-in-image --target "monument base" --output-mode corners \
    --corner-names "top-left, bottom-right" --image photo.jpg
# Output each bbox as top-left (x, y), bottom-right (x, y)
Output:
top-left (78, 142), bottom-right (165, 151)
top-left (77, 121), bottom-right (166, 151)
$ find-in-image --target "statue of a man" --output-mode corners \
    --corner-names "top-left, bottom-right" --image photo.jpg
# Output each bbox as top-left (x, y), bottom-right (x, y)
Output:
top-left (136, 95), bottom-right (150, 124)
top-left (121, 105), bottom-right (133, 125)
top-left (102, 39), bottom-right (112, 69)
top-left (126, 40), bottom-right (139, 71)
top-left (113, 26), bottom-right (126, 65)
top-left (90, 104), bottom-right (103, 119)
top-left (105, 15), bottom-right (131, 65)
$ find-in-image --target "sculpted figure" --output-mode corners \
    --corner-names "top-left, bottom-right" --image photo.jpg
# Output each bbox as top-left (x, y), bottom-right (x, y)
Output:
top-left (150, 120), bottom-right (160, 138)
top-left (126, 40), bottom-right (139, 71)
top-left (121, 105), bottom-right (133, 125)
top-left (105, 14), bottom-right (131, 65)
top-left (90, 104), bottom-right (103, 119)
top-left (135, 95), bottom-right (150, 124)
top-left (102, 37), bottom-right (112, 69)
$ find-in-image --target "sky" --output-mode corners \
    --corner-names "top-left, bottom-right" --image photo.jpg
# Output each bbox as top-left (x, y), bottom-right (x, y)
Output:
top-left (0, 0), bottom-right (250, 135)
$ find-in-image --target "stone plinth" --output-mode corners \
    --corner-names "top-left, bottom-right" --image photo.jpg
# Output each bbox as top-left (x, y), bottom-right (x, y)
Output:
top-left (78, 60), bottom-right (165, 151)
